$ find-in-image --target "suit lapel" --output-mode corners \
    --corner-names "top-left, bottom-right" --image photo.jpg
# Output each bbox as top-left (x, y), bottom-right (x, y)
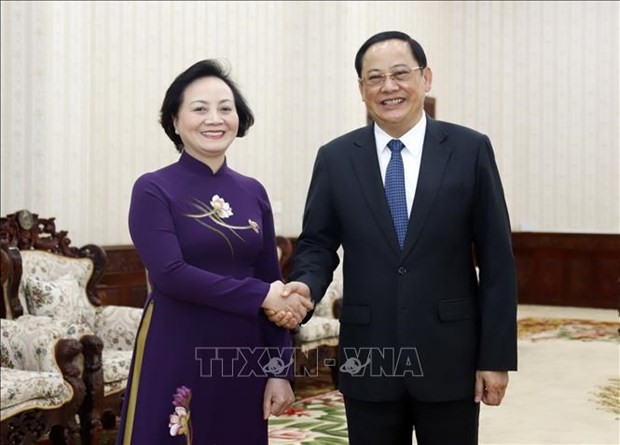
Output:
top-left (402, 118), bottom-right (453, 259)
top-left (350, 125), bottom-right (401, 254)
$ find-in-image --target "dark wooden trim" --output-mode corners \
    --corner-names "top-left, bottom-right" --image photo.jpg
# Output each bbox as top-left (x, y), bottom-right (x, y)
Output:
top-left (99, 232), bottom-right (620, 310)
top-left (423, 96), bottom-right (436, 119)
top-left (513, 232), bottom-right (620, 309)
top-left (97, 245), bottom-right (147, 308)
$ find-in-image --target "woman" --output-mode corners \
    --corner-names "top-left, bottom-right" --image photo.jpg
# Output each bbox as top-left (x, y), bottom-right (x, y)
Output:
top-left (116, 59), bottom-right (313, 444)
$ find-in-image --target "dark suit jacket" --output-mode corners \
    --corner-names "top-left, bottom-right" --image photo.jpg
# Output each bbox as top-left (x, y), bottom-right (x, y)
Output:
top-left (290, 116), bottom-right (518, 403)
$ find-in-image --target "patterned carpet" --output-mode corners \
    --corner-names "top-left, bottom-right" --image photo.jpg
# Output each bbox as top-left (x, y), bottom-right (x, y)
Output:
top-left (42, 314), bottom-right (619, 444)
top-left (516, 317), bottom-right (620, 343)
top-left (269, 391), bottom-right (347, 444)
top-left (267, 316), bottom-right (620, 445)
top-left (516, 315), bottom-right (620, 424)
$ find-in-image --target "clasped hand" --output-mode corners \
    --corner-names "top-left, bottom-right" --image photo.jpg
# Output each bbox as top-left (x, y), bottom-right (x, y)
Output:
top-left (262, 281), bottom-right (313, 329)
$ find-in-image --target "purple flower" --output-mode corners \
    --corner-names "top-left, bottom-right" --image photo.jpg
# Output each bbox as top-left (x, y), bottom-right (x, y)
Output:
top-left (172, 385), bottom-right (192, 408)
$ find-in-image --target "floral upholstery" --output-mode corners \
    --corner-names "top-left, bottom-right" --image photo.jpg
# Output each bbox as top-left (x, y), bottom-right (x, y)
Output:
top-left (293, 253), bottom-right (343, 351)
top-left (16, 250), bottom-right (141, 397)
top-left (313, 271), bottom-right (343, 318)
top-left (101, 351), bottom-right (132, 396)
top-left (95, 305), bottom-right (143, 351)
top-left (16, 251), bottom-right (94, 320)
top-left (0, 318), bottom-right (74, 421)
top-left (23, 274), bottom-right (87, 325)
top-left (293, 317), bottom-right (340, 352)
top-left (15, 315), bottom-right (132, 399)
top-left (16, 314), bottom-right (94, 341)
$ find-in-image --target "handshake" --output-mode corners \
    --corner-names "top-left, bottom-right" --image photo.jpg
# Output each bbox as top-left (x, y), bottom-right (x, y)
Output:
top-left (262, 280), bottom-right (314, 329)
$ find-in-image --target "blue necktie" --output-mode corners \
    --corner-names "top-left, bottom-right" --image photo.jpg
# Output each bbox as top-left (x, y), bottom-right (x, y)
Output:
top-left (385, 139), bottom-right (408, 248)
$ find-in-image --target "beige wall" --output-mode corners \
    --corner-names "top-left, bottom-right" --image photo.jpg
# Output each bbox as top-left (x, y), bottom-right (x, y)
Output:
top-left (1, 1), bottom-right (618, 246)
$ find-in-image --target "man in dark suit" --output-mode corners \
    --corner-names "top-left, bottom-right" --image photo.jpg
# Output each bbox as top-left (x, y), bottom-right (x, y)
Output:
top-left (271, 30), bottom-right (517, 444)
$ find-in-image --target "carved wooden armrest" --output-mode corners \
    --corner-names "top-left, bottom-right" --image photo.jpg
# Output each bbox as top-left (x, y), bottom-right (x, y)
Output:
top-left (54, 337), bottom-right (87, 412)
top-left (332, 297), bottom-right (342, 320)
top-left (78, 334), bottom-right (105, 442)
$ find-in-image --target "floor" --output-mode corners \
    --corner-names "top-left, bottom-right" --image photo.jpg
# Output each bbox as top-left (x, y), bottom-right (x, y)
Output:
top-left (517, 304), bottom-right (618, 322)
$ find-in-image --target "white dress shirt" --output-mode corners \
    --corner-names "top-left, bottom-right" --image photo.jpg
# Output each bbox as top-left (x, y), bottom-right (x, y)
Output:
top-left (374, 114), bottom-right (427, 217)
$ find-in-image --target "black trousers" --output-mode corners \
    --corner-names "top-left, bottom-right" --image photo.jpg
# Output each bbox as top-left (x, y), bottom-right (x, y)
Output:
top-left (344, 396), bottom-right (480, 445)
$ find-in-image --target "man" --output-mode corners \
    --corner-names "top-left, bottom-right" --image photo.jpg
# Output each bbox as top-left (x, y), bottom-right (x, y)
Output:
top-left (273, 30), bottom-right (517, 444)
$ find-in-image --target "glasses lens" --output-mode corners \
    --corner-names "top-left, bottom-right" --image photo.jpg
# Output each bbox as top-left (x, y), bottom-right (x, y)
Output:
top-left (367, 74), bottom-right (383, 86)
top-left (392, 69), bottom-right (411, 82)
top-left (365, 67), bottom-right (418, 86)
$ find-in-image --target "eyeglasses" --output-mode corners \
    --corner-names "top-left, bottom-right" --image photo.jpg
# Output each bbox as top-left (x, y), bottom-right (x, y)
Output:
top-left (359, 66), bottom-right (424, 87)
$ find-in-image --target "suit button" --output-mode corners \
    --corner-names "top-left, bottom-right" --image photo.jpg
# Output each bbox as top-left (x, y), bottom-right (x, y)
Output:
top-left (398, 267), bottom-right (407, 275)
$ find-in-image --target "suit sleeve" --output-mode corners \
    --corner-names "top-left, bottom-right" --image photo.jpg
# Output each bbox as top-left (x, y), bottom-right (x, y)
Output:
top-left (128, 174), bottom-right (270, 319)
top-left (472, 136), bottom-right (518, 371)
top-left (289, 147), bottom-right (341, 311)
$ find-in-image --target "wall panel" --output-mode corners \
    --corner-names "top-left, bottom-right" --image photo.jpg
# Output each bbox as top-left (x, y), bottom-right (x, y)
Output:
top-left (1, 1), bottom-right (618, 247)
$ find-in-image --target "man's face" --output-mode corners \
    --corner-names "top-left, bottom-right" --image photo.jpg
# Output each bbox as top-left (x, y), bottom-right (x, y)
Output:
top-left (358, 39), bottom-right (432, 137)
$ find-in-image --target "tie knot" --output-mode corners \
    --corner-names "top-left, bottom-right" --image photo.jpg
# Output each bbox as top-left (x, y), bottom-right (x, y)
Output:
top-left (388, 139), bottom-right (404, 153)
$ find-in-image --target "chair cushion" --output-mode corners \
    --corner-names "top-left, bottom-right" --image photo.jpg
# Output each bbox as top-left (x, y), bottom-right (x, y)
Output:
top-left (314, 284), bottom-right (342, 318)
top-left (101, 350), bottom-right (132, 396)
top-left (18, 251), bottom-right (94, 320)
top-left (104, 380), bottom-right (128, 397)
top-left (314, 256), bottom-right (343, 318)
top-left (1, 318), bottom-right (66, 372)
top-left (15, 314), bottom-right (95, 342)
top-left (10, 315), bottom-right (131, 396)
top-left (0, 367), bottom-right (73, 421)
top-left (22, 275), bottom-right (83, 324)
top-left (95, 305), bottom-right (142, 350)
top-left (294, 316), bottom-right (340, 343)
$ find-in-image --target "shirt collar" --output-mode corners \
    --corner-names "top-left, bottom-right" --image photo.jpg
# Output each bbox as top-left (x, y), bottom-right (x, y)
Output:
top-left (374, 113), bottom-right (427, 157)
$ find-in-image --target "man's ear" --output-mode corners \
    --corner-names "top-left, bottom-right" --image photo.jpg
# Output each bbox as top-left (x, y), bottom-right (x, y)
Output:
top-left (423, 67), bottom-right (433, 93)
top-left (358, 80), bottom-right (365, 102)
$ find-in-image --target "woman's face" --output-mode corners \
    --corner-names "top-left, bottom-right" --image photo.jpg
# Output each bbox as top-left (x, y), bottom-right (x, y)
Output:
top-left (174, 76), bottom-right (239, 164)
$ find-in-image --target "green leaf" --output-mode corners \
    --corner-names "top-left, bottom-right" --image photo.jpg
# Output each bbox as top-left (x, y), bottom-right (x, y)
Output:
top-left (304, 437), bottom-right (349, 445)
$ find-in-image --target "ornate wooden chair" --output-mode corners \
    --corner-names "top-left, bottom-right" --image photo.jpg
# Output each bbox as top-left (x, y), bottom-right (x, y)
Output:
top-left (276, 235), bottom-right (294, 280)
top-left (276, 236), bottom-right (342, 386)
top-left (0, 210), bottom-right (142, 445)
top-left (1, 248), bottom-right (86, 445)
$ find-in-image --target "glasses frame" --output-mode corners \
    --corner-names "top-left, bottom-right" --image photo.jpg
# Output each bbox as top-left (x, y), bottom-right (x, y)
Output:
top-left (359, 66), bottom-right (425, 87)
